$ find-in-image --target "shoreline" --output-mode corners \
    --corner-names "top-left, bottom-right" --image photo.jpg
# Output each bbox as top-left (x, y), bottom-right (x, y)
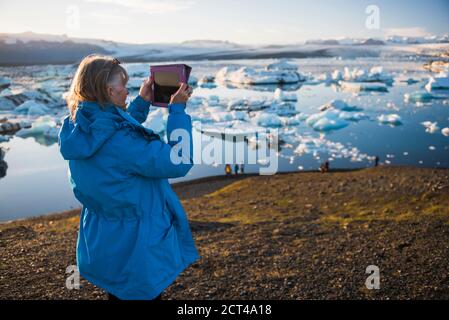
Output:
top-left (0, 166), bottom-right (368, 225)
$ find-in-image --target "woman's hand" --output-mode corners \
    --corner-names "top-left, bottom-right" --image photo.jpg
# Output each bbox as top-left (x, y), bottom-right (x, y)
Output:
top-left (170, 83), bottom-right (193, 104)
top-left (139, 77), bottom-right (154, 102)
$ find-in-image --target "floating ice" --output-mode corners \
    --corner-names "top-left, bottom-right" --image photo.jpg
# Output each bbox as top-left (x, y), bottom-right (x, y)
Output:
top-left (319, 99), bottom-right (362, 112)
top-left (421, 121), bottom-right (439, 134)
top-left (429, 146), bottom-right (436, 150)
top-left (188, 75), bottom-right (198, 86)
top-left (0, 77), bottom-right (11, 91)
top-left (143, 108), bottom-right (168, 134)
top-left (266, 59), bottom-right (298, 71)
top-left (404, 91), bottom-right (443, 103)
top-left (127, 78), bottom-right (143, 90)
top-left (210, 110), bottom-right (249, 122)
top-left (343, 66), bottom-right (393, 83)
top-left (0, 96), bottom-right (17, 111)
top-left (199, 82), bottom-right (217, 89)
top-left (425, 72), bottom-right (449, 91)
top-left (227, 98), bottom-right (270, 111)
top-left (442, 127), bottom-right (449, 137)
top-left (198, 76), bottom-right (216, 88)
top-left (306, 109), bottom-right (350, 132)
top-left (377, 114), bottom-right (402, 126)
top-left (15, 116), bottom-right (59, 139)
top-left (339, 81), bottom-right (388, 92)
top-left (338, 111), bottom-right (368, 121)
top-left (15, 100), bottom-right (50, 116)
top-left (193, 120), bottom-right (265, 138)
top-left (199, 75), bottom-right (215, 83)
top-left (332, 70), bottom-right (343, 82)
top-left (274, 88), bottom-right (297, 102)
top-left (270, 101), bottom-right (299, 116)
top-left (293, 135), bottom-right (372, 163)
top-left (205, 95), bottom-right (222, 107)
top-left (283, 113), bottom-right (305, 126)
top-left (252, 112), bottom-right (284, 127)
top-left (216, 66), bottom-right (305, 85)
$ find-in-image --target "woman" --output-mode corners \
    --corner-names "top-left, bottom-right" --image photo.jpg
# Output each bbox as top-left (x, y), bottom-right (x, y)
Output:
top-left (58, 54), bottom-right (199, 300)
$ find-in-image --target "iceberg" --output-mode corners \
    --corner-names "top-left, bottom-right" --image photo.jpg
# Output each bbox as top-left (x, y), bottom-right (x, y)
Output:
top-left (187, 96), bottom-right (206, 106)
top-left (199, 82), bottom-right (217, 89)
top-left (266, 59), bottom-right (298, 71)
top-left (127, 78), bottom-right (143, 90)
top-left (404, 91), bottom-right (442, 103)
top-left (425, 73), bottom-right (449, 91)
top-left (338, 111), bottom-right (368, 121)
top-left (0, 77), bottom-right (11, 91)
top-left (198, 75), bottom-right (216, 88)
top-left (306, 109), bottom-right (350, 132)
top-left (216, 65), bottom-right (305, 85)
top-left (293, 135), bottom-right (372, 163)
top-left (188, 75), bottom-right (198, 86)
top-left (227, 98), bottom-right (270, 111)
top-left (193, 120), bottom-right (265, 138)
top-left (252, 112), bottom-right (284, 128)
top-left (421, 121), bottom-right (439, 134)
top-left (0, 119), bottom-right (30, 134)
top-left (377, 114), bottom-right (402, 126)
top-left (270, 101), bottom-right (299, 116)
top-left (125, 63), bottom-right (148, 77)
top-left (199, 75), bottom-right (215, 83)
top-left (143, 108), bottom-right (168, 134)
top-left (315, 70), bottom-right (345, 84)
top-left (339, 81), bottom-right (388, 92)
top-left (304, 99), bottom-right (367, 132)
top-left (210, 110), bottom-right (249, 123)
top-left (274, 88), bottom-right (297, 101)
top-left (343, 66), bottom-right (394, 83)
top-left (0, 135), bottom-right (10, 143)
top-left (15, 116), bottom-right (59, 139)
top-left (15, 100), bottom-right (50, 116)
top-left (284, 113), bottom-right (305, 126)
top-left (319, 99), bottom-right (362, 112)
top-left (0, 96), bottom-right (17, 111)
top-left (205, 95), bottom-right (222, 107)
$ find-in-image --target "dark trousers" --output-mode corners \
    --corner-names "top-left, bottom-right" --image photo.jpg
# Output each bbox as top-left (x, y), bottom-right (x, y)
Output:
top-left (107, 292), bottom-right (162, 300)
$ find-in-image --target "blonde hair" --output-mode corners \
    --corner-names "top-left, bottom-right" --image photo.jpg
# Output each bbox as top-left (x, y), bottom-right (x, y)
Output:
top-left (66, 54), bottom-right (129, 120)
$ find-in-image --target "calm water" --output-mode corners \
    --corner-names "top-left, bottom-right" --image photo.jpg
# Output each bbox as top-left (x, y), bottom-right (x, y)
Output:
top-left (1, 57), bottom-right (448, 221)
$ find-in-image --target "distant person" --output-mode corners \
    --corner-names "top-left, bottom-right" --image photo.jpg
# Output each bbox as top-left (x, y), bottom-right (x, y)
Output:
top-left (240, 163), bottom-right (245, 174)
top-left (320, 160), bottom-right (329, 173)
top-left (234, 164), bottom-right (239, 175)
top-left (374, 156), bottom-right (380, 167)
top-left (225, 164), bottom-right (232, 177)
top-left (58, 55), bottom-right (197, 301)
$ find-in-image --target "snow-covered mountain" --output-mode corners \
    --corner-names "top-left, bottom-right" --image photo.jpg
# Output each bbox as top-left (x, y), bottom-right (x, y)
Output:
top-left (0, 31), bottom-right (448, 66)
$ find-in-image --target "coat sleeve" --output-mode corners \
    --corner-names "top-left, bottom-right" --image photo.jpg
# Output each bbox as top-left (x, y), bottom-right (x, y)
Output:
top-left (126, 95), bottom-right (151, 124)
top-left (127, 103), bottom-right (194, 179)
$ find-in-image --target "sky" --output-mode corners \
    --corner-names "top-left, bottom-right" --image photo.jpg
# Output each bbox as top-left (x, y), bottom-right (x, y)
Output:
top-left (0, 0), bottom-right (448, 45)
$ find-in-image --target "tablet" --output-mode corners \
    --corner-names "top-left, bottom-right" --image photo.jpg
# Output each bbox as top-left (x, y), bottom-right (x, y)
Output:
top-left (150, 64), bottom-right (192, 107)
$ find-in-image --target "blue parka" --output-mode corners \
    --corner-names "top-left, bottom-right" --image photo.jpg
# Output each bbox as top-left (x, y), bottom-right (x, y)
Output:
top-left (58, 95), bottom-right (200, 300)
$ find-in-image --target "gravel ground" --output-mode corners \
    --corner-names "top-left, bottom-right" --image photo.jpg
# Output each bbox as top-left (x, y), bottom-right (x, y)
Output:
top-left (1, 166), bottom-right (448, 300)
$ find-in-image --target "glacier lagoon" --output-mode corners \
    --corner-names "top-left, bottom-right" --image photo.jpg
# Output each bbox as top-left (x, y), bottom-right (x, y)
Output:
top-left (1, 57), bottom-right (449, 221)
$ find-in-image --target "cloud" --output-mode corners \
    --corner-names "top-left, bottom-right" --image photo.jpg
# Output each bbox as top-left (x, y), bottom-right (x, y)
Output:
top-left (383, 27), bottom-right (432, 38)
top-left (88, 11), bottom-right (130, 25)
top-left (83, 0), bottom-right (196, 14)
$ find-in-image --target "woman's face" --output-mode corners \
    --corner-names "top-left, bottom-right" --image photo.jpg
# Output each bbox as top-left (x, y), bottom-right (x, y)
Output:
top-left (107, 74), bottom-right (129, 109)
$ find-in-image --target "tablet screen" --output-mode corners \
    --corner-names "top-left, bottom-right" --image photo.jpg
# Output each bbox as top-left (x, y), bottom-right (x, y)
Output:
top-left (153, 71), bottom-right (180, 104)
